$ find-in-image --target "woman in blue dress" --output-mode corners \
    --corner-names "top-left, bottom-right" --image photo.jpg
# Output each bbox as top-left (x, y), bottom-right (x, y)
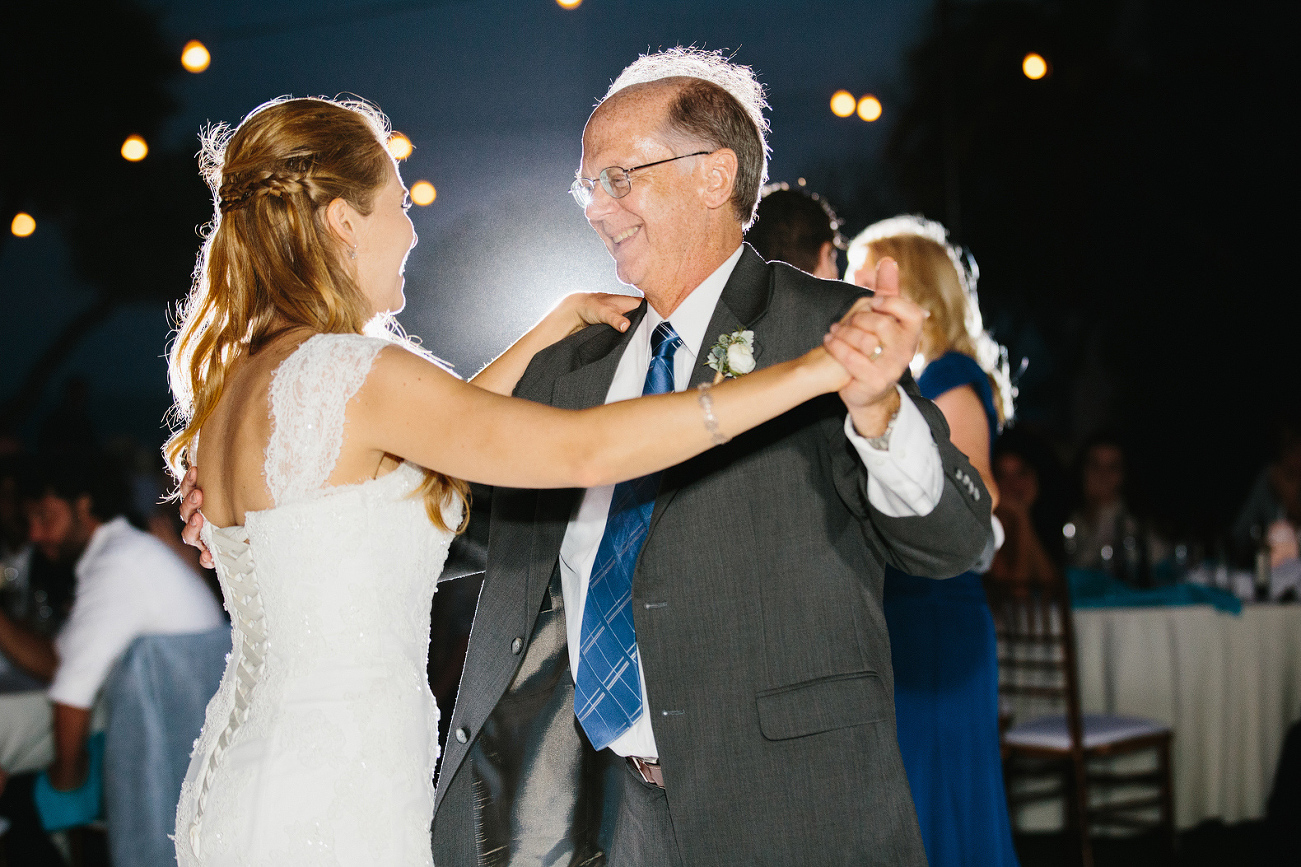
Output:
top-left (847, 215), bottom-right (1018, 867)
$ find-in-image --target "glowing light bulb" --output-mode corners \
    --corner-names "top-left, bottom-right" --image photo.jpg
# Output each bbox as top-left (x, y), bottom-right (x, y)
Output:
top-left (1023, 53), bottom-right (1048, 80)
top-left (410, 181), bottom-right (436, 206)
top-left (556, 0), bottom-right (582, 8)
top-left (857, 95), bottom-right (883, 122)
top-left (830, 90), bottom-right (856, 118)
top-left (121, 135), bottom-right (148, 162)
top-left (181, 40), bottom-right (211, 73)
top-left (387, 133), bottom-right (413, 160)
top-left (11, 212), bottom-right (36, 237)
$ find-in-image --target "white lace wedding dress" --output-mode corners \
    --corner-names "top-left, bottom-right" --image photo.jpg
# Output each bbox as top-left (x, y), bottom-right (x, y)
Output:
top-left (174, 333), bottom-right (459, 866)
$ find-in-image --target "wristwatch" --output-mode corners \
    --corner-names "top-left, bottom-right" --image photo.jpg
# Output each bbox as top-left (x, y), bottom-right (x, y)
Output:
top-left (864, 405), bottom-right (899, 451)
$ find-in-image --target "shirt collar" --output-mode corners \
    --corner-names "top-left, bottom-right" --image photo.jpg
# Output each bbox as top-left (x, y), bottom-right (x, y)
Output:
top-left (642, 245), bottom-right (744, 360)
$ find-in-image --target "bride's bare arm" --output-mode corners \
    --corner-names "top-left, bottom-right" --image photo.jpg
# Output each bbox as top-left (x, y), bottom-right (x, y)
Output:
top-left (469, 294), bottom-right (640, 397)
top-left (355, 339), bottom-right (849, 490)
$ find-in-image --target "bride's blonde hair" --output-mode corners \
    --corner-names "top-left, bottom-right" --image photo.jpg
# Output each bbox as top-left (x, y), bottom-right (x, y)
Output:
top-left (165, 96), bottom-right (468, 531)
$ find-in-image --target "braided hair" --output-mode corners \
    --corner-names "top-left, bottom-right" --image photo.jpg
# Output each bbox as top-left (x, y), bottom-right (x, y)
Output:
top-left (166, 96), bottom-right (468, 531)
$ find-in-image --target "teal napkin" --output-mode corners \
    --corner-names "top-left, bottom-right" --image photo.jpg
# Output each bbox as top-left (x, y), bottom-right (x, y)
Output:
top-left (33, 731), bottom-right (105, 831)
top-left (1068, 568), bottom-right (1242, 614)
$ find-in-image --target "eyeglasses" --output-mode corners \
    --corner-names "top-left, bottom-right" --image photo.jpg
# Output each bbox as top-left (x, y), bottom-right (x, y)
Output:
top-left (568, 150), bottom-right (714, 208)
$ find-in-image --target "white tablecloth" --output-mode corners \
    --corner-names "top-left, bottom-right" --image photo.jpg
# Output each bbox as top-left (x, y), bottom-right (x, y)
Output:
top-left (1011, 604), bottom-right (1301, 830)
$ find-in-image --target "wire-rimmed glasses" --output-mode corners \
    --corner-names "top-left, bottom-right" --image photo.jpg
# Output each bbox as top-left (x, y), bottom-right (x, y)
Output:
top-left (569, 151), bottom-right (714, 208)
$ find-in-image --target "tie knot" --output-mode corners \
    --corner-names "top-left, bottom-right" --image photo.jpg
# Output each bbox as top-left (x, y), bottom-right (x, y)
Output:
top-left (650, 322), bottom-right (681, 361)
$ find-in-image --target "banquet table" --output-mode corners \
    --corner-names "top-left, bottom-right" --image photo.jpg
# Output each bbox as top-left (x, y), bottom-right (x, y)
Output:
top-left (1011, 603), bottom-right (1301, 831)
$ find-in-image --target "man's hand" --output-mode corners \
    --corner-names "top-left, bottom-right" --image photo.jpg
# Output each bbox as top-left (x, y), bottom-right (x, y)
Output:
top-left (824, 257), bottom-right (927, 437)
top-left (179, 467), bottom-right (213, 569)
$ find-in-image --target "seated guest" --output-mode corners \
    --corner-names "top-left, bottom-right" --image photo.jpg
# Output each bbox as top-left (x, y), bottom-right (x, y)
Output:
top-left (1232, 415), bottom-right (1301, 566)
top-left (0, 455), bottom-right (75, 641)
top-left (1064, 433), bottom-right (1169, 585)
top-left (0, 454), bottom-right (223, 809)
top-left (745, 182), bottom-right (845, 278)
top-left (990, 426), bottom-right (1069, 581)
top-left (847, 215), bottom-right (1019, 867)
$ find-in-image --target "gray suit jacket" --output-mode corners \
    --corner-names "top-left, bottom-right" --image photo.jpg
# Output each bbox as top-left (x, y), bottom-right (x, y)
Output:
top-left (432, 245), bottom-right (992, 866)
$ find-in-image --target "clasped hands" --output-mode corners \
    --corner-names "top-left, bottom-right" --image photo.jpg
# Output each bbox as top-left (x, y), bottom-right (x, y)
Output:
top-left (824, 257), bottom-right (926, 438)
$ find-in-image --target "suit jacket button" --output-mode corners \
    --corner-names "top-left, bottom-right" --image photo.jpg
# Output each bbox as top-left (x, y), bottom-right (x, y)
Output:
top-left (511, 637), bottom-right (523, 654)
top-left (455, 726), bottom-right (469, 744)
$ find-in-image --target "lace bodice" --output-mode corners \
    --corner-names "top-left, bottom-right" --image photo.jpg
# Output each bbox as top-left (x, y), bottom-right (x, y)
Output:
top-left (264, 333), bottom-right (389, 506)
top-left (175, 333), bottom-right (459, 866)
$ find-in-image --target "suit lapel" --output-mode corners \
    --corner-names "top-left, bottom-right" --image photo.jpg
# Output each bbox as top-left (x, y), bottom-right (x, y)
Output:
top-left (647, 246), bottom-right (774, 537)
top-left (528, 301), bottom-right (649, 607)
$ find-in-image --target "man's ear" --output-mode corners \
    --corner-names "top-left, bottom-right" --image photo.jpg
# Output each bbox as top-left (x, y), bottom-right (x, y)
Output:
top-left (324, 197), bottom-right (360, 251)
top-left (816, 241), bottom-right (840, 280)
top-left (701, 148), bottom-right (738, 211)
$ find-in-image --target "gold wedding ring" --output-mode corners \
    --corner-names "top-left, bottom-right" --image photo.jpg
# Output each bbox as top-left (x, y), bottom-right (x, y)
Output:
top-left (868, 343), bottom-right (884, 362)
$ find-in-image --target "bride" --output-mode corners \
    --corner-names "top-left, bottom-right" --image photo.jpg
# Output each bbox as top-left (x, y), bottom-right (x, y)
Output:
top-left (164, 96), bottom-right (855, 865)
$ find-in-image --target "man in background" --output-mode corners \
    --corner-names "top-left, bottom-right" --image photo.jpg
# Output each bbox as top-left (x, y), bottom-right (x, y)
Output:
top-left (0, 454), bottom-right (222, 810)
top-left (744, 182), bottom-right (845, 279)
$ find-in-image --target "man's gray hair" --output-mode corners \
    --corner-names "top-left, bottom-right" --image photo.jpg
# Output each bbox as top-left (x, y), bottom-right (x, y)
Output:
top-left (603, 47), bottom-right (770, 228)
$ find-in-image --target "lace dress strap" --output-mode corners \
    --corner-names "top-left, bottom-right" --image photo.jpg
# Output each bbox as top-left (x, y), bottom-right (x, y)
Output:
top-left (265, 332), bottom-right (390, 506)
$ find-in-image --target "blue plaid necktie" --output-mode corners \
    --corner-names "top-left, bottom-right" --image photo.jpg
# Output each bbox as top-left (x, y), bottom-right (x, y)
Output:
top-left (574, 321), bottom-right (681, 751)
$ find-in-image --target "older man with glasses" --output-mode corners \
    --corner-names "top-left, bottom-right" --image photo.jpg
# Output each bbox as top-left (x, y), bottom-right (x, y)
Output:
top-left (430, 48), bottom-right (993, 867)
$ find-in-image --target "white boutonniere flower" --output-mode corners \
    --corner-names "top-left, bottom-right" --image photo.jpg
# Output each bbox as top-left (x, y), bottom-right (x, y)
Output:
top-left (705, 329), bottom-right (756, 383)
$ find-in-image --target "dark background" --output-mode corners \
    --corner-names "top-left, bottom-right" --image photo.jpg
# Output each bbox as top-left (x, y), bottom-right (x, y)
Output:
top-left (1, 0), bottom-right (1293, 537)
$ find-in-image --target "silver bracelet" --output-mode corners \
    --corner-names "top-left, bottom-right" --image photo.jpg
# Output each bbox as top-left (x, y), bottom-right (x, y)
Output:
top-left (696, 382), bottom-right (730, 445)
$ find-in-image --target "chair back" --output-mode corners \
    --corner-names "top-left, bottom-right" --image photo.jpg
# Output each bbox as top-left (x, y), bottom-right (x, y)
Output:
top-left (102, 628), bottom-right (230, 867)
top-left (984, 570), bottom-right (1086, 754)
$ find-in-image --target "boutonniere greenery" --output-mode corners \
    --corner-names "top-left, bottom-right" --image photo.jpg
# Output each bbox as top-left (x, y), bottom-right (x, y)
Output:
top-left (705, 329), bottom-right (756, 384)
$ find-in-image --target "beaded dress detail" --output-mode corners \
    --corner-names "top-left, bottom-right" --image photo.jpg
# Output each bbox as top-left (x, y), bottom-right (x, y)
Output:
top-left (174, 333), bottom-right (458, 866)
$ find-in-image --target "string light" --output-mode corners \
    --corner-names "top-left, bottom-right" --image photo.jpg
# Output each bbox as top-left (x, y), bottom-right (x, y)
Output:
top-left (410, 181), bottom-right (436, 206)
top-left (830, 90), bottom-right (856, 118)
top-left (121, 135), bottom-right (148, 162)
top-left (857, 95), bottom-right (883, 122)
top-left (387, 132), bottom-right (413, 160)
top-left (181, 40), bottom-right (211, 73)
top-left (1023, 53), bottom-right (1048, 80)
top-left (11, 212), bottom-right (36, 238)
top-left (556, 0), bottom-right (582, 8)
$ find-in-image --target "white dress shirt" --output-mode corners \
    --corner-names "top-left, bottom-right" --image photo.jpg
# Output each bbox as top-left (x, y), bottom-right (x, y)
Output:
top-left (558, 246), bottom-right (945, 758)
top-left (49, 517), bottom-right (225, 709)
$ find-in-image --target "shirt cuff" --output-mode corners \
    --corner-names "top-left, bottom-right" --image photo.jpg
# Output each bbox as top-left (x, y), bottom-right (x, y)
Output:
top-left (844, 386), bottom-right (944, 517)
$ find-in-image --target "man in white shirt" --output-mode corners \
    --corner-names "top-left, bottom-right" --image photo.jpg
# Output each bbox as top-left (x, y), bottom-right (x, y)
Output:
top-left (0, 456), bottom-right (223, 799)
top-left (428, 49), bottom-right (993, 866)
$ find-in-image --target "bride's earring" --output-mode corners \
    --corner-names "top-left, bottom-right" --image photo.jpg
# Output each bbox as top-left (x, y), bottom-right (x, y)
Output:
top-left (349, 244), bottom-right (358, 261)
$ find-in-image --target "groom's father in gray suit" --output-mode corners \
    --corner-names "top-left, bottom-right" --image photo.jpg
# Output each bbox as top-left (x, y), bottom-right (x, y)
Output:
top-left (430, 49), bottom-right (992, 866)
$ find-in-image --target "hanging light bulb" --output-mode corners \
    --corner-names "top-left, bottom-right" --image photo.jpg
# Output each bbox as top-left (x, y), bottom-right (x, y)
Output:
top-left (387, 133), bottom-right (414, 160)
top-left (1023, 53), bottom-right (1048, 80)
top-left (857, 95), bottom-right (883, 122)
top-left (11, 212), bottom-right (36, 237)
top-left (410, 181), bottom-right (436, 206)
top-left (121, 135), bottom-right (148, 162)
top-left (830, 90), bottom-right (856, 118)
top-left (181, 40), bottom-right (211, 73)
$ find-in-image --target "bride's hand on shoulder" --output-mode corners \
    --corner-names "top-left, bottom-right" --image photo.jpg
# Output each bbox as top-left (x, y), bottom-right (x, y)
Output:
top-left (551, 292), bottom-right (639, 338)
top-left (178, 466), bottom-right (214, 569)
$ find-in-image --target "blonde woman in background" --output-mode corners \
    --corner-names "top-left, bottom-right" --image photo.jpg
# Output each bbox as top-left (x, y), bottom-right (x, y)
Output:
top-left (165, 96), bottom-right (854, 865)
top-left (848, 215), bottom-right (1018, 867)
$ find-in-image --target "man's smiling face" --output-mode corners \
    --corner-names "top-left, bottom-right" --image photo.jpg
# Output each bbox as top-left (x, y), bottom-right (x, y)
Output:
top-left (579, 84), bottom-right (711, 305)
